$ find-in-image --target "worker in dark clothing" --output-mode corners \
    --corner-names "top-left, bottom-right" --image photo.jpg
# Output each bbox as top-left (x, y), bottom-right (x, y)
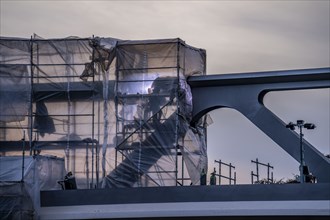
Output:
top-left (210, 168), bottom-right (216, 185)
top-left (147, 77), bottom-right (168, 122)
top-left (200, 169), bottom-right (207, 185)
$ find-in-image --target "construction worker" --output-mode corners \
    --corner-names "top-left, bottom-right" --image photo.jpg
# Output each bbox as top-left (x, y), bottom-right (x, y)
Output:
top-left (200, 169), bottom-right (207, 185)
top-left (210, 168), bottom-right (216, 185)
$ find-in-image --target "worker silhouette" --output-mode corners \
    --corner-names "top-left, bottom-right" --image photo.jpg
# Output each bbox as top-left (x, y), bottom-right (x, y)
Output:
top-left (147, 77), bottom-right (167, 122)
top-left (210, 168), bottom-right (216, 185)
top-left (200, 169), bottom-right (207, 185)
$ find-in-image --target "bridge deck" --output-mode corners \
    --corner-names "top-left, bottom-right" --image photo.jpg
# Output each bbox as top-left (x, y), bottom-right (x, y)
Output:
top-left (40, 183), bottom-right (330, 219)
top-left (188, 67), bottom-right (330, 87)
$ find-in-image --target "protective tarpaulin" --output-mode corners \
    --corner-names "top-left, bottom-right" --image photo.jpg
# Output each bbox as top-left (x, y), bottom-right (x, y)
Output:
top-left (0, 35), bottom-right (208, 191)
top-left (103, 39), bottom-right (207, 187)
top-left (0, 65), bottom-right (30, 123)
top-left (0, 155), bottom-right (65, 219)
top-left (0, 183), bottom-right (34, 220)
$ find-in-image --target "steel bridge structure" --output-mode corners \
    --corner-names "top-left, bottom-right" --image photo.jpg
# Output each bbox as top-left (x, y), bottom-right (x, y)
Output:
top-left (40, 67), bottom-right (330, 219)
top-left (190, 67), bottom-right (330, 183)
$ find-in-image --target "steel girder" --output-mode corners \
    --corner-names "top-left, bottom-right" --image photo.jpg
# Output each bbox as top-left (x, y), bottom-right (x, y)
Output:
top-left (188, 67), bottom-right (330, 183)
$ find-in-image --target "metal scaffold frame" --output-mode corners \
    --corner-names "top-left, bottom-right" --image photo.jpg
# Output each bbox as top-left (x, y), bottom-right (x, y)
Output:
top-left (113, 41), bottom-right (188, 187)
top-left (1, 35), bottom-right (208, 189)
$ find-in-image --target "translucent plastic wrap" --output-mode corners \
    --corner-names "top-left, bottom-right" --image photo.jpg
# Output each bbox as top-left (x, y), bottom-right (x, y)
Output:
top-left (0, 36), bottom-right (207, 191)
top-left (0, 65), bottom-right (30, 123)
top-left (0, 155), bottom-right (65, 219)
top-left (103, 39), bottom-right (207, 187)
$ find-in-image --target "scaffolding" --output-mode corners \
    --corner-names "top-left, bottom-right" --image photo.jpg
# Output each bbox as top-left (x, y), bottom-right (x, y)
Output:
top-left (251, 158), bottom-right (274, 184)
top-left (214, 159), bottom-right (237, 185)
top-left (0, 35), bottom-right (208, 190)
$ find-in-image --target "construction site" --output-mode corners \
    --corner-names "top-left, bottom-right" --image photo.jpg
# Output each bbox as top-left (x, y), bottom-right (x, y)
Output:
top-left (0, 35), bottom-right (210, 218)
top-left (1, 35), bottom-right (329, 220)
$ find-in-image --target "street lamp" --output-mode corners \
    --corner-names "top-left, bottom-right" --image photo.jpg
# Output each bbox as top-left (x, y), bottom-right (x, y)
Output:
top-left (286, 120), bottom-right (316, 183)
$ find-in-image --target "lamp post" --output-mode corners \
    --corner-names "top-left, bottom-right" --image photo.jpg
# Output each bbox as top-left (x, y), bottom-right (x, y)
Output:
top-left (286, 120), bottom-right (315, 183)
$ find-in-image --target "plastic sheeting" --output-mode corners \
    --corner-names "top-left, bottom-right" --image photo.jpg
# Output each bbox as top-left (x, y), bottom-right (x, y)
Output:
top-left (0, 155), bottom-right (65, 219)
top-left (0, 35), bottom-right (208, 190)
top-left (103, 39), bottom-right (207, 187)
top-left (0, 65), bottom-right (30, 123)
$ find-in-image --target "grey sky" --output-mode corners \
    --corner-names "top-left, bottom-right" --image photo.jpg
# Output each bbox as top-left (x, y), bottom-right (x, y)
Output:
top-left (1, 0), bottom-right (329, 183)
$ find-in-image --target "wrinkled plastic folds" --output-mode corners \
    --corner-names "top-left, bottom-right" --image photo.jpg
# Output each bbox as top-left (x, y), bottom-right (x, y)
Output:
top-left (0, 35), bottom-right (208, 192)
top-left (0, 155), bottom-right (65, 219)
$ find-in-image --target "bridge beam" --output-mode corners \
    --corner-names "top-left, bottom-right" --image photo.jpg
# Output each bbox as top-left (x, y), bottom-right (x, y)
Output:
top-left (188, 67), bottom-right (330, 183)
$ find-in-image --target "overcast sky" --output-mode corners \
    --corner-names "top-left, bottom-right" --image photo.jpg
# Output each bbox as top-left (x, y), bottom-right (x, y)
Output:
top-left (1, 0), bottom-right (329, 183)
